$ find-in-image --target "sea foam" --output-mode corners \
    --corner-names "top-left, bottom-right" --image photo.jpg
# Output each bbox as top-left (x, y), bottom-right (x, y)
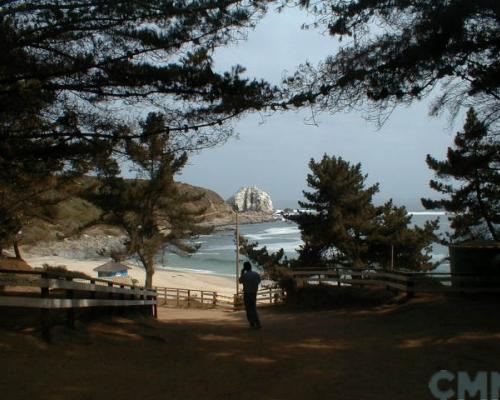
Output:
top-left (245, 226), bottom-right (300, 241)
top-left (408, 211), bottom-right (447, 216)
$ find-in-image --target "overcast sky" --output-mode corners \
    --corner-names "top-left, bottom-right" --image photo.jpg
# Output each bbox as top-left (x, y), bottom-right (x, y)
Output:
top-left (178, 7), bottom-right (459, 210)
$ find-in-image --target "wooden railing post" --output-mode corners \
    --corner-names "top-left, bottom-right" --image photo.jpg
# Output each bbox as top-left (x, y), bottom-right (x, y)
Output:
top-left (108, 282), bottom-right (114, 315)
top-left (40, 272), bottom-right (50, 342)
top-left (233, 293), bottom-right (240, 311)
top-left (153, 290), bottom-right (158, 318)
top-left (201, 291), bottom-right (204, 307)
top-left (164, 288), bottom-right (167, 305)
top-left (67, 277), bottom-right (75, 329)
top-left (269, 288), bottom-right (272, 304)
top-left (406, 274), bottom-right (415, 300)
top-left (213, 292), bottom-right (217, 308)
top-left (88, 279), bottom-right (96, 318)
top-left (187, 289), bottom-right (191, 308)
top-left (458, 275), bottom-right (465, 297)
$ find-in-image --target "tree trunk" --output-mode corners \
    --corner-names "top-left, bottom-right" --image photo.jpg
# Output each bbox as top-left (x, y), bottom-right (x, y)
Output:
top-left (474, 177), bottom-right (498, 241)
top-left (144, 259), bottom-right (155, 289)
top-left (145, 268), bottom-right (154, 289)
top-left (13, 240), bottom-right (23, 260)
top-left (138, 252), bottom-right (155, 289)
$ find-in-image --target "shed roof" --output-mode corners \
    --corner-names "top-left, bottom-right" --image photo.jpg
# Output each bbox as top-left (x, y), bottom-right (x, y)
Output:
top-left (93, 261), bottom-right (131, 273)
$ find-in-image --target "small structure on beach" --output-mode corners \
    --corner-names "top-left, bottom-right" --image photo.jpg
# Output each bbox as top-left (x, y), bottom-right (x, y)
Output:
top-left (93, 261), bottom-right (131, 278)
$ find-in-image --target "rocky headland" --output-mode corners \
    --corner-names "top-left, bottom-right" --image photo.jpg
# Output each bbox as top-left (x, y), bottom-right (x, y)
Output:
top-left (20, 183), bottom-right (276, 260)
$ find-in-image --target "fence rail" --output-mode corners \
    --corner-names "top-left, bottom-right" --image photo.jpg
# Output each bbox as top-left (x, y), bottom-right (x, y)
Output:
top-left (0, 268), bottom-right (158, 341)
top-left (154, 286), bottom-right (285, 309)
top-left (290, 268), bottom-right (500, 297)
top-left (154, 287), bottom-right (218, 308)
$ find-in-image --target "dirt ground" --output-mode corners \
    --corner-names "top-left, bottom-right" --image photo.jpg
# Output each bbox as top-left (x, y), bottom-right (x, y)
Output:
top-left (1, 294), bottom-right (499, 400)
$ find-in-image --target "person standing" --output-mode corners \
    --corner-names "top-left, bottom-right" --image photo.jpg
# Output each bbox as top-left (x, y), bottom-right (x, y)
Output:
top-left (239, 261), bottom-right (261, 329)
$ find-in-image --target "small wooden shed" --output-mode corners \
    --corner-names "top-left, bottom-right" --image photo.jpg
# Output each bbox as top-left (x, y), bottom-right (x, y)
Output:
top-left (93, 261), bottom-right (131, 278)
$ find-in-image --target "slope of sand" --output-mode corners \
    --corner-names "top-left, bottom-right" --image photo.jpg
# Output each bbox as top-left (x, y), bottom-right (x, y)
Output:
top-left (24, 255), bottom-right (236, 296)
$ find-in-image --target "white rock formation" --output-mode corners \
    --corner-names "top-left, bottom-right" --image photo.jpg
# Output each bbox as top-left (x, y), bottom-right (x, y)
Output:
top-left (227, 186), bottom-right (274, 213)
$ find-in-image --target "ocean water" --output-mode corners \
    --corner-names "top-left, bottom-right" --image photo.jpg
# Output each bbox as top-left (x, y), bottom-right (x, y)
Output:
top-left (155, 213), bottom-right (451, 277)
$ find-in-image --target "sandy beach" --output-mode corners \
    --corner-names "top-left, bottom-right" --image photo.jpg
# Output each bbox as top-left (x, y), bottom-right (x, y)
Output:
top-left (23, 255), bottom-right (236, 296)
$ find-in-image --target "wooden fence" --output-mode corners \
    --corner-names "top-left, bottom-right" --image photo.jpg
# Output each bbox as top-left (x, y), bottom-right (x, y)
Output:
top-left (291, 268), bottom-right (500, 297)
top-left (154, 287), bottom-right (219, 308)
top-left (234, 287), bottom-right (286, 310)
top-left (154, 286), bottom-right (285, 309)
top-left (0, 268), bottom-right (157, 340)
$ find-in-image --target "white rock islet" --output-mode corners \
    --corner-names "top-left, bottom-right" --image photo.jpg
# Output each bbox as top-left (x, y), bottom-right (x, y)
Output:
top-left (227, 186), bottom-right (274, 213)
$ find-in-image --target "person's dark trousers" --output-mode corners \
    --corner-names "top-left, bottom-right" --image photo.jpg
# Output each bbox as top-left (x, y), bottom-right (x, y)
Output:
top-left (243, 292), bottom-right (261, 328)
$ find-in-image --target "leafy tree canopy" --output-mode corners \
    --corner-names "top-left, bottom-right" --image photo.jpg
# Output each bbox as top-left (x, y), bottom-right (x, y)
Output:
top-left (282, 0), bottom-right (500, 130)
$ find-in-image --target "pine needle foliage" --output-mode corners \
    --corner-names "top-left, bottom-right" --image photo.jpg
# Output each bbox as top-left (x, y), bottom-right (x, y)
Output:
top-left (423, 108), bottom-right (500, 242)
top-left (87, 113), bottom-right (212, 288)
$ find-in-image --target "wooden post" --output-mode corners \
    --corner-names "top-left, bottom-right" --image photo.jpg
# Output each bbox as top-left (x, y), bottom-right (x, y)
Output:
top-left (164, 287), bottom-right (167, 305)
top-left (269, 288), bottom-right (272, 304)
top-left (139, 287), bottom-right (144, 315)
top-left (233, 293), bottom-right (238, 311)
top-left (153, 290), bottom-right (158, 318)
top-left (458, 274), bottom-right (465, 297)
top-left (213, 292), bottom-right (217, 308)
top-left (406, 275), bottom-right (415, 300)
top-left (117, 284), bottom-right (125, 317)
top-left (40, 273), bottom-right (50, 342)
top-left (391, 245), bottom-right (394, 271)
top-left (201, 291), bottom-right (204, 307)
top-left (235, 211), bottom-right (240, 295)
top-left (108, 282), bottom-right (114, 316)
top-left (67, 277), bottom-right (75, 329)
top-left (187, 289), bottom-right (191, 308)
top-left (176, 289), bottom-right (180, 307)
top-left (90, 279), bottom-right (96, 318)
top-left (144, 289), bottom-right (152, 317)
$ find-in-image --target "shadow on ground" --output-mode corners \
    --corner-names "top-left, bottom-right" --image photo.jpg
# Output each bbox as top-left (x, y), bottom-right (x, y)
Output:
top-left (1, 294), bottom-right (499, 400)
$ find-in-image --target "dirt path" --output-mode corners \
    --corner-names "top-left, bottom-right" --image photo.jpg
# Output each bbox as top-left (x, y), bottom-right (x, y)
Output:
top-left (1, 295), bottom-right (499, 400)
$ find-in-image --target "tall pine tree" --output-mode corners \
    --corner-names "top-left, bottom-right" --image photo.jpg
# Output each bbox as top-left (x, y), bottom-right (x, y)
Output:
top-left (288, 155), bottom-right (379, 269)
top-left (423, 108), bottom-right (500, 242)
top-left (368, 200), bottom-right (438, 270)
top-left (0, 1), bottom-right (276, 252)
top-left (287, 155), bottom-right (438, 270)
top-left (87, 113), bottom-right (211, 288)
